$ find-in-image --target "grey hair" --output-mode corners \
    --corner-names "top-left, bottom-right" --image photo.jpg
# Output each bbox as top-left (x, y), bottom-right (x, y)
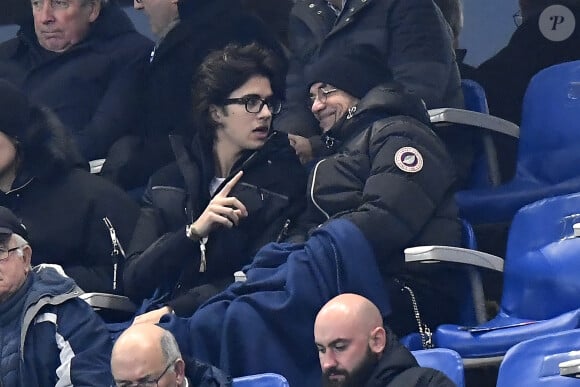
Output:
top-left (12, 234), bottom-right (28, 249)
top-left (160, 330), bottom-right (182, 365)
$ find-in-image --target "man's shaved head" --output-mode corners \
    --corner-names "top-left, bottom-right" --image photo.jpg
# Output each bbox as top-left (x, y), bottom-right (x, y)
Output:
top-left (314, 294), bottom-right (386, 386)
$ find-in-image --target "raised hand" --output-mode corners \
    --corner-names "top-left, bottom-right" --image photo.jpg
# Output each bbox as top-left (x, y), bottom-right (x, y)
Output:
top-left (188, 171), bottom-right (248, 239)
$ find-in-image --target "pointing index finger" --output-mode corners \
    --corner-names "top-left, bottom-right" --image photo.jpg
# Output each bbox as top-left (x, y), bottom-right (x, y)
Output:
top-left (217, 170), bottom-right (244, 197)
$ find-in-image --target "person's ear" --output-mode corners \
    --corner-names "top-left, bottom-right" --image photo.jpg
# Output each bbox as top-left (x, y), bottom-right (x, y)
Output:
top-left (87, 0), bottom-right (102, 23)
top-left (174, 359), bottom-right (186, 384)
top-left (368, 326), bottom-right (386, 354)
top-left (21, 245), bottom-right (32, 268)
top-left (210, 105), bottom-right (223, 124)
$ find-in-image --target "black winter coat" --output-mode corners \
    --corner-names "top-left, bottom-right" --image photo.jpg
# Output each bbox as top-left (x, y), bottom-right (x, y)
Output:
top-left (289, 85), bottom-right (463, 336)
top-left (0, 2), bottom-right (152, 161)
top-left (364, 327), bottom-right (455, 387)
top-left (101, 0), bottom-right (287, 190)
top-left (275, 0), bottom-right (463, 140)
top-left (123, 131), bottom-right (307, 316)
top-left (0, 103), bottom-right (139, 293)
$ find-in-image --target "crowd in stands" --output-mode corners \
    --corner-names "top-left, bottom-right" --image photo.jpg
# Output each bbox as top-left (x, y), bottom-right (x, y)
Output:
top-left (0, 0), bottom-right (579, 385)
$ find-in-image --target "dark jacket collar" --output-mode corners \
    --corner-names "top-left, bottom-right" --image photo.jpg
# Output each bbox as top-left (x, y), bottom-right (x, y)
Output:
top-left (324, 84), bottom-right (431, 144)
top-left (364, 326), bottom-right (420, 386)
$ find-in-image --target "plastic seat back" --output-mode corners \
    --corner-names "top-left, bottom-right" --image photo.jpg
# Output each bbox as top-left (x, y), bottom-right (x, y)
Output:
top-left (517, 60), bottom-right (580, 184)
top-left (501, 192), bottom-right (580, 320)
top-left (232, 373), bottom-right (289, 387)
top-left (497, 329), bottom-right (580, 387)
top-left (412, 348), bottom-right (465, 387)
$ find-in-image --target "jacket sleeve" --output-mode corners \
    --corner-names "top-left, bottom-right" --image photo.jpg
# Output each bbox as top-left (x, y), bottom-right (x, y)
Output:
top-left (333, 120), bottom-right (457, 268)
top-left (73, 37), bottom-right (152, 160)
top-left (273, 11), bottom-right (323, 140)
top-left (386, 0), bottom-right (458, 109)
top-left (64, 176), bottom-right (140, 294)
top-left (123, 203), bottom-right (198, 303)
top-left (54, 299), bottom-right (114, 386)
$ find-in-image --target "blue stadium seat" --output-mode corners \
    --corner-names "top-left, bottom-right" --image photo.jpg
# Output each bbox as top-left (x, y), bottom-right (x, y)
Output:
top-left (431, 192), bottom-right (580, 366)
top-left (461, 79), bottom-right (489, 114)
top-left (497, 329), bottom-right (580, 386)
top-left (457, 60), bottom-right (580, 226)
top-left (412, 348), bottom-right (465, 387)
top-left (430, 80), bottom-right (518, 189)
top-left (232, 372), bottom-right (289, 387)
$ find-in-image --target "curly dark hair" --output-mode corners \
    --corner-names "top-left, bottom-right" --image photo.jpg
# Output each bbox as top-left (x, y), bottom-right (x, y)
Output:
top-left (191, 43), bottom-right (285, 143)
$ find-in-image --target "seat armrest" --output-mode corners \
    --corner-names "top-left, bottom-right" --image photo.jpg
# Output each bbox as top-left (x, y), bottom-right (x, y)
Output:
top-left (428, 108), bottom-right (520, 138)
top-left (404, 245), bottom-right (504, 272)
top-left (80, 292), bottom-right (137, 314)
top-left (89, 158), bottom-right (106, 174)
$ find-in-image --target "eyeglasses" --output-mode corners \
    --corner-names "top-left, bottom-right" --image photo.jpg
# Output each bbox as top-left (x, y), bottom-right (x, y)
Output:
top-left (308, 87), bottom-right (338, 107)
top-left (113, 360), bottom-right (176, 387)
top-left (513, 10), bottom-right (523, 27)
top-left (223, 95), bottom-right (282, 115)
top-left (31, 0), bottom-right (72, 10)
top-left (0, 245), bottom-right (26, 263)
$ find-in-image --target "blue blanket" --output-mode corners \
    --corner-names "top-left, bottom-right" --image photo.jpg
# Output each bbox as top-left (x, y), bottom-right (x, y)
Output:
top-left (160, 219), bottom-right (391, 386)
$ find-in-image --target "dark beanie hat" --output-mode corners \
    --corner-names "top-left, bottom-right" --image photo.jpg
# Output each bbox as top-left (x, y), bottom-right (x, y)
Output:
top-left (305, 48), bottom-right (392, 99)
top-left (0, 80), bottom-right (31, 140)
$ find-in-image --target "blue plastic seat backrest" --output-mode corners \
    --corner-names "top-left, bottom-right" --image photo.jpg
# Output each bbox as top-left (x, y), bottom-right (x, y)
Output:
top-left (412, 348), bottom-right (465, 387)
top-left (461, 79), bottom-right (489, 114)
top-left (232, 373), bottom-right (289, 387)
top-left (500, 192), bottom-right (580, 320)
top-left (461, 79), bottom-right (498, 189)
top-left (497, 329), bottom-right (580, 387)
top-left (516, 60), bottom-right (580, 183)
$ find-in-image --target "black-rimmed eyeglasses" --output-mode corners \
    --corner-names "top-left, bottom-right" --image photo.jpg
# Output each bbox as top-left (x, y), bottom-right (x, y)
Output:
top-left (513, 10), bottom-right (523, 27)
top-left (0, 245), bottom-right (26, 263)
top-left (113, 360), bottom-right (176, 387)
top-left (223, 95), bottom-right (282, 115)
top-left (307, 86), bottom-right (338, 107)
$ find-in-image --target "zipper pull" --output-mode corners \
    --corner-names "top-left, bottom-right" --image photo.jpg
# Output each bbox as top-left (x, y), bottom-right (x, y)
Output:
top-left (276, 219), bottom-right (291, 242)
top-left (103, 217), bottom-right (126, 291)
top-left (199, 237), bottom-right (208, 272)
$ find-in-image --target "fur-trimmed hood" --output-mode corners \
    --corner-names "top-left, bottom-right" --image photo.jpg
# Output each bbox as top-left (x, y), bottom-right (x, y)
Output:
top-left (0, 80), bottom-right (82, 185)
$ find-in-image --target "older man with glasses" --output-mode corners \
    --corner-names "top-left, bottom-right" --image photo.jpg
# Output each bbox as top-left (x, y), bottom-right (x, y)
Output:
top-left (111, 323), bottom-right (230, 387)
top-left (0, 206), bottom-right (114, 386)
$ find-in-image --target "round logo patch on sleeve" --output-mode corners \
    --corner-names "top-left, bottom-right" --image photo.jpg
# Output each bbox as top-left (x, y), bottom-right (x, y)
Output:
top-left (394, 147), bottom-right (423, 173)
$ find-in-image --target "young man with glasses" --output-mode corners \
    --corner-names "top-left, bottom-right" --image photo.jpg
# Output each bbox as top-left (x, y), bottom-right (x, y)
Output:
top-left (111, 323), bottom-right (229, 387)
top-left (101, 0), bottom-right (286, 191)
top-left (123, 43), bottom-right (307, 325)
top-left (0, 205), bottom-right (114, 386)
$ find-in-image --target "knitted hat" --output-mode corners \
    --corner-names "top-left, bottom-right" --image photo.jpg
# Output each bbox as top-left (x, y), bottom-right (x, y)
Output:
top-left (0, 80), bottom-right (31, 140)
top-left (304, 48), bottom-right (392, 99)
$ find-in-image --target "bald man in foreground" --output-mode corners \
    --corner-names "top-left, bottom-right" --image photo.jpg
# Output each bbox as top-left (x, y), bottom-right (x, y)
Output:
top-left (111, 324), bottom-right (231, 387)
top-left (314, 294), bottom-right (456, 387)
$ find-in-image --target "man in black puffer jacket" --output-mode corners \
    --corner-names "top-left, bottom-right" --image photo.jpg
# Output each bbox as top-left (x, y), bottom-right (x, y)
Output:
top-left (288, 51), bottom-right (464, 337)
top-left (123, 44), bottom-right (306, 324)
top-left (276, 0), bottom-right (464, 165)
top-left (315, 294), bottom-right (456, 387)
